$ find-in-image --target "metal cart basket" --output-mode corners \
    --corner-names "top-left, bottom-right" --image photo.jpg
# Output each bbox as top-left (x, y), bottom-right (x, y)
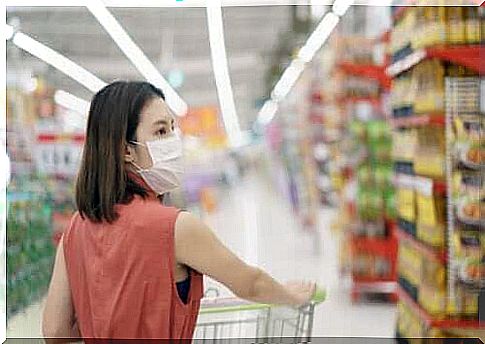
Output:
top-left (194, 288), bottom-right (326, 343)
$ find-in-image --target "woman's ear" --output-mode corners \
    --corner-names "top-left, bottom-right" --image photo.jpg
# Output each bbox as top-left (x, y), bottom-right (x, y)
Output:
top-left (124, 144), bottom-right (135, 163)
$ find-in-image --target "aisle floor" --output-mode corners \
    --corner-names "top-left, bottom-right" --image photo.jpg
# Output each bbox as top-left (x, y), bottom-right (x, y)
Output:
top-left (7, 172), bottom-right (396, 338)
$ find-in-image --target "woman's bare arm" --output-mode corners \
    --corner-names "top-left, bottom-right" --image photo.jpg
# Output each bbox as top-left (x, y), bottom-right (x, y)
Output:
top-left (175, 212), bottom-right (315, 306)
top-left (42, 237), bottom-right (81, 343)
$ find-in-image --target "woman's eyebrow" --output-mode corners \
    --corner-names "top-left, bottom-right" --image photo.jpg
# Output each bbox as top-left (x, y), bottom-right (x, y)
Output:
top-left (153, 119), bottom-right (170, 127)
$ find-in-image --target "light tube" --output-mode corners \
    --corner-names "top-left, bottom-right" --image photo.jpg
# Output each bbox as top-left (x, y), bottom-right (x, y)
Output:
top-left (54, 90), bottom-right (90, 115)
top-left (332, 0), bottom-right (354, 16)
top-left (298, 12), bottom-right (339, 63)
top-left (86, 0), bottom-right (188, 116)
top-left (206, 0), bottom-right (242, 146)
top-left (9, 28), bottom-right (107, 92)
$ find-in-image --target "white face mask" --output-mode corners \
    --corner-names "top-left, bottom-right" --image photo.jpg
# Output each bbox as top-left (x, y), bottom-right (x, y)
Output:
top-left (130, 135), bottom-right (184, 195)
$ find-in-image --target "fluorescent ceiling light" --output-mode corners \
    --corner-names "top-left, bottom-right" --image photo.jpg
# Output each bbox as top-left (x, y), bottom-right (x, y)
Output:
top-left (206, 0), bottom-right (242, 146)
top-left (332, 0), bottom-right (354, 16)
top-left (4, 24), bottom-right (14, 40)
top-left (257, 99), bottom-right (278, 126)
top-left (8, 25), bottom-right (106, 92)
top-left (54, 90), bottom-right (90, 115)
top-left (271, 59), bottom-right (305, 101)
top-left (86, 0), bottom-right (188, 116)
top-left (298, 12), bottom-right (339, 62)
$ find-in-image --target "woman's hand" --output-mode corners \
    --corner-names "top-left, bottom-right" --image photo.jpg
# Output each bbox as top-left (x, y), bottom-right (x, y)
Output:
top-left (284, 281), bottom-right (316, 307)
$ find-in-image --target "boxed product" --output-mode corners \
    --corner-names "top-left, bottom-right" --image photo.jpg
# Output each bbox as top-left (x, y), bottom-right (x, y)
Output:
top-left (392, 129), bottom-right (417, 162)
top-left (447, 284), bottom-right (479, 317)
top-left (398, 240), bottom-right (421, 287)
top-left (414, 127), bottom-right (446, 179)
top-left (414, 177), bottom-right (446, 248)
top-left (447, 7), bottom-right (466, 44)
top-left (396, 174), bottom-right (416, 223)
top-left (418, 283), bottom-right (447, 316)
top-left (421, 257), bottom-right (447, 291)
top-left (397, 300), bottom-right (425, 341)
top-left (464, 7), bottom-right (481, 43)
top-left (413, 60), bottom-right (445, 114)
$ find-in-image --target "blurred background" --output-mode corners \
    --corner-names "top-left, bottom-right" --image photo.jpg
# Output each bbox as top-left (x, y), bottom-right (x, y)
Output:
top-left (3, 1), bottom-right (485, 341)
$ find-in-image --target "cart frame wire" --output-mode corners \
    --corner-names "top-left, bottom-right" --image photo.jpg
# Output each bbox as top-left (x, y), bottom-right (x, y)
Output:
top-left (195, 289), bottom-right (326, 343)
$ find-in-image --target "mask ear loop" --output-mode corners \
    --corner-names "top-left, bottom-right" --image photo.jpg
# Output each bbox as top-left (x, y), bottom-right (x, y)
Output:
top-left (127, 141), bottom-right (146, 172)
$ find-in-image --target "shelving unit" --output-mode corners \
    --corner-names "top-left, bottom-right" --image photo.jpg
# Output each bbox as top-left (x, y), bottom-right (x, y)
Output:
top-left (390, 5), bottom-right (484, 339)
top-left (336, 42), bottom-right (398, 302)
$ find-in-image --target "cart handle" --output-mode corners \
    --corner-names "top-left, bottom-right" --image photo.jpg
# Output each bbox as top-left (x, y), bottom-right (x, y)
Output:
top-left (200, 288), bottom-right (326, 314)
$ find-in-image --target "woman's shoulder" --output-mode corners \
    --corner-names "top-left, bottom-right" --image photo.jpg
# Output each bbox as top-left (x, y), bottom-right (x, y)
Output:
top-left (126, 195), bottom-right (183, 219)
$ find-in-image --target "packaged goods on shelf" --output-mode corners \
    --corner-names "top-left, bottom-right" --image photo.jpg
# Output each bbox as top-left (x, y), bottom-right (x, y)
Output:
top-left (6, 189), bottom-right (54, 318)
top-left (413, 128), bottom-right (446, 179)
top-left (396, 174), bottom-right (416, 224)
top-left (414, 178), bottom-right (446, 248)
top-left (390, 5), bottom-right (483, 337)
top-left (390, 7), bottom-right (482, 57)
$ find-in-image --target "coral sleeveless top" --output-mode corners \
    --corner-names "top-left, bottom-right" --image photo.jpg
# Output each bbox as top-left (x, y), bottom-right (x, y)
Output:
top-left (62, 196), bottom-right (203, 340)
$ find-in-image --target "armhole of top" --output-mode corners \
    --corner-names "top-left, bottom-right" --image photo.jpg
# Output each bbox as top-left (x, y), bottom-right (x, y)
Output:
top-left (169, 208), bottom-right (193, 307)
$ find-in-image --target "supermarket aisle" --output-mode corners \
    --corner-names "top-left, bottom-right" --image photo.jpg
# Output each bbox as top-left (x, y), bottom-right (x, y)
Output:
top-left (7, 171), bottom-right (396, 338)
top-left (202, 171), bottom-right (397, 337)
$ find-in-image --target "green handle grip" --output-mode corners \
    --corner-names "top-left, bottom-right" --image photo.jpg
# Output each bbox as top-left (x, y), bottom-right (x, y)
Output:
top-left (312, 287), bottom-right (326, 304)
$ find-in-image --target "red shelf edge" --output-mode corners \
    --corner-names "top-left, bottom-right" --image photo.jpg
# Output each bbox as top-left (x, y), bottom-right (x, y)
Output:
top-left (338, 62), bottom-right (391, 90)
top-left (352, 276), bottom-right (396, 283)
top-left (398, 286), bottom-right (483, 330)
top-left (388, 45), bottom-right (484, 77)
top-left (396, 226), bottom-right (447, 264)
top-left (390, 114), bottom-right (445, 128)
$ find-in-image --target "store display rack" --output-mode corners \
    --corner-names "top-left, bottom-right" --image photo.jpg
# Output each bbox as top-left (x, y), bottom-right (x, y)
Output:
top-left (390, 6), bottom-right (484, 339)
top-left (340, 63), bottom-right (398, 302)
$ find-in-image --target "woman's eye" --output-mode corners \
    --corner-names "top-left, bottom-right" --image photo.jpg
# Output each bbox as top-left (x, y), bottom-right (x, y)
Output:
top-left (158, 128), bottom-right (167, 136)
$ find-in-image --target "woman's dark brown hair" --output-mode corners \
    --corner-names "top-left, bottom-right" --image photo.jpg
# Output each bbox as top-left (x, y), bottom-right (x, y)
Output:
top-left (76, 81), bottom-right (165, 223)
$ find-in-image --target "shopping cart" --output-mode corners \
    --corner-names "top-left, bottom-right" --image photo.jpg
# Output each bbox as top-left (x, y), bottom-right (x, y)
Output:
top-left (194, 288), bottom-right (326, 343)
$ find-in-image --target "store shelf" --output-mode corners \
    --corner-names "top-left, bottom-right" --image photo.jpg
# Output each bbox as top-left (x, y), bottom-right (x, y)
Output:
top-left (390, 114), bottom-right (445, 129)
top-left (353, 276), bottom-right (396, 284)
top-left (396, 226), bottom-right (447, 264)
top-left (353, 281), bottom-right (397, 293)
top-left (393, 173), bottom-right (447, 196)
top-left (351, 235), bottom-right (397, 255)
top-left (398, 286), bottom-right (483, 330)
top-left (387, 45), bottom-right (485, 77)
top-left (37, 133), bottom-right (86, 143)
top-left (338, 62), bottom-right (391, 89)
top-left (337, 96), bottom-right (382, 106)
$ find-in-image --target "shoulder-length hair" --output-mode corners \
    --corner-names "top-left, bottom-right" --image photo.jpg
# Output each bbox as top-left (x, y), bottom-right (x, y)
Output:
top-left (76, 81), bottom-right (165, 223)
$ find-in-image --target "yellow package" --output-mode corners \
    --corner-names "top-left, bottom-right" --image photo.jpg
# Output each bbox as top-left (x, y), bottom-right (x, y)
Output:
top-left (392, 130), bottom-right (417, 162)
top-left (414, 128), bottom-right (446, 178)
top-left (421, 257), bottom-right (446, 290)
top-left (414, 60), bottom-right (445, 114)
top-left (465, 7), bottom-right (480, 43)
top-left (414, 177), bottom-right (446, 247)
top-left (398, 241), bottom-right (421, 286)
top-left (412, 7), bottom-right (427, 49)
top-left (419, 283), bottom-right (447, 316)
top-left (417, 222), bottom-right (445, 249)
top-left (447, 7), bottom-right (466, 44)
top-left (424, 7), bottom-right (447, 47)
top-left (397, 187), bottom-right (416, 222)
top-left (447, 287), bottom-right (479, 316)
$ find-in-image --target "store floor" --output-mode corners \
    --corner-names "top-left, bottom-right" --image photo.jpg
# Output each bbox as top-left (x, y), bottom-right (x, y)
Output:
top-left (7, 171), bottom-right (396, 338)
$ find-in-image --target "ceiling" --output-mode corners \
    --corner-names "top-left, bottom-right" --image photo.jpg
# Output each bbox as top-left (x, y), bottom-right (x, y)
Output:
top-left (6, 6), bottom-right (294, 129)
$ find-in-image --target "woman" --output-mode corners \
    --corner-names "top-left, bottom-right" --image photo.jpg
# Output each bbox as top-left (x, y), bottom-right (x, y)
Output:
top-left (42, 81), bottom-right (316, 341)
